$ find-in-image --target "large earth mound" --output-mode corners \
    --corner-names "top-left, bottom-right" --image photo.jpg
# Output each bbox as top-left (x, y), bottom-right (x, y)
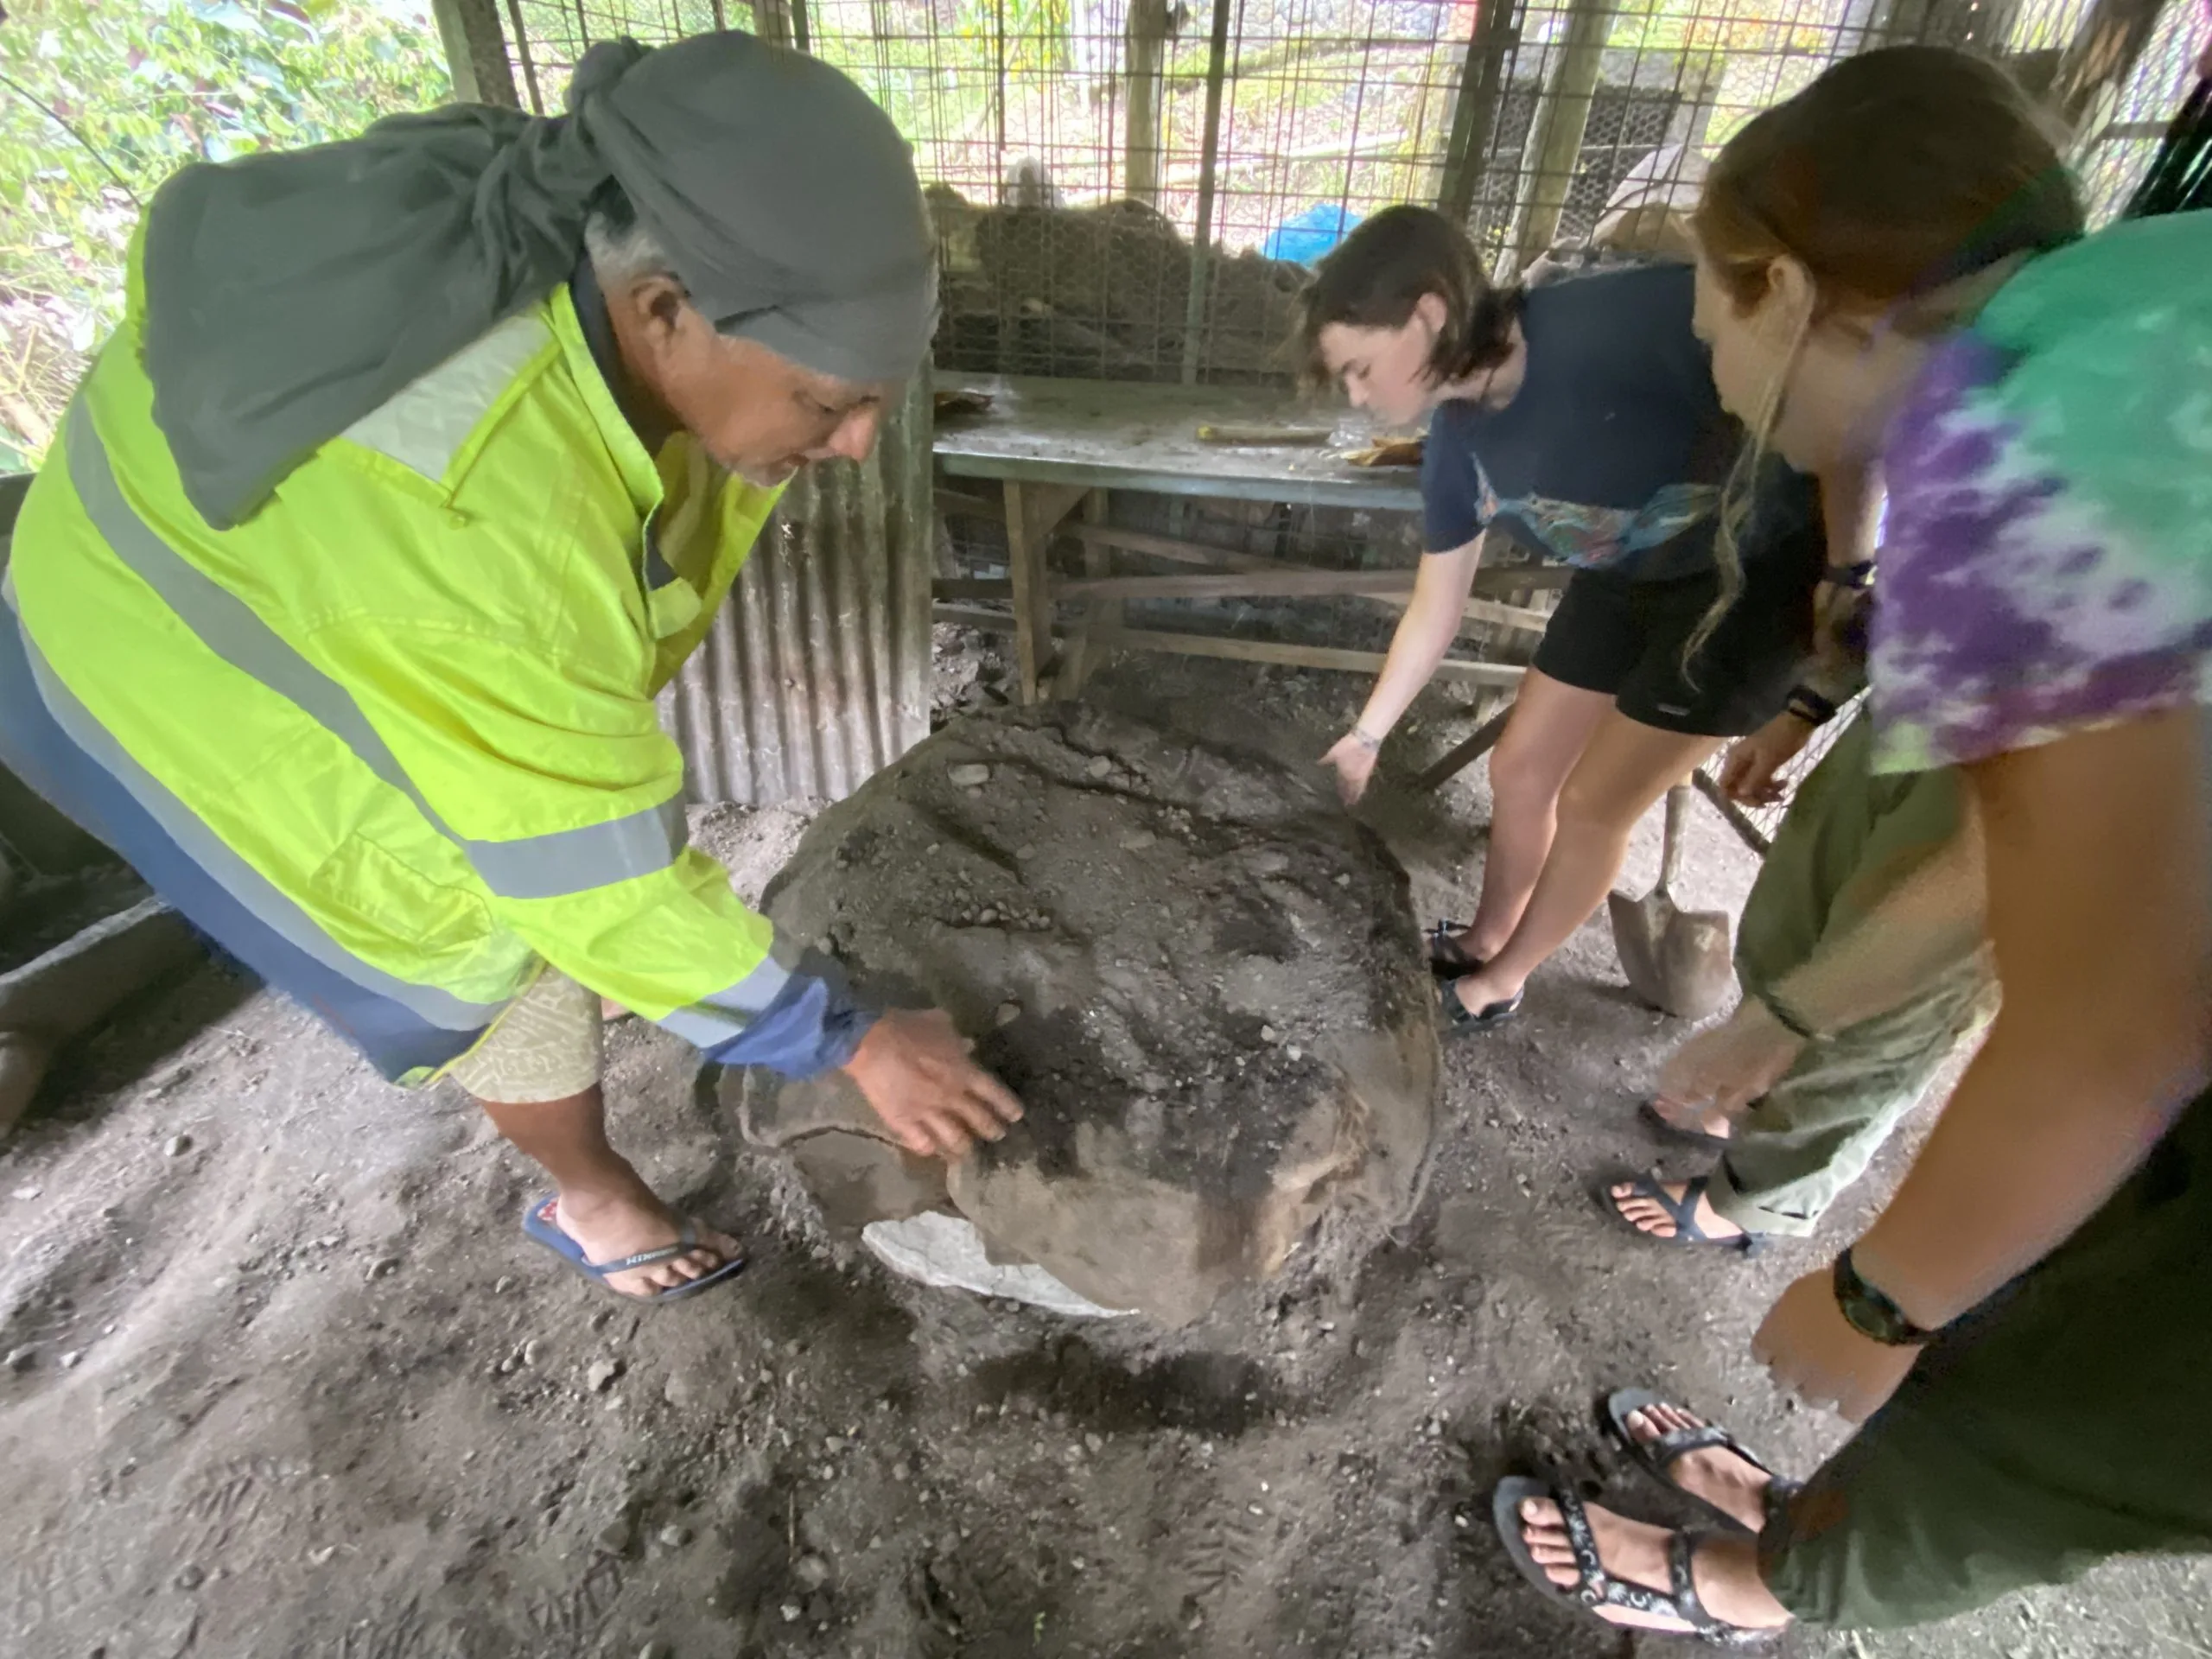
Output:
top-left (730, 703), bottom-right (1440, 1324)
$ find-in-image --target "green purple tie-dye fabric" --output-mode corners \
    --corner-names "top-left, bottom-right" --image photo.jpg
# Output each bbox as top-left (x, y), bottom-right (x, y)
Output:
top-left (1868, 211), bottom-right (2212, 775)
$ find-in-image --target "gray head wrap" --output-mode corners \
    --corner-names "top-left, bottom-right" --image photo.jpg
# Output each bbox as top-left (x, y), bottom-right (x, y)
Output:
top-left (140, 31), bottom-right (934, 530)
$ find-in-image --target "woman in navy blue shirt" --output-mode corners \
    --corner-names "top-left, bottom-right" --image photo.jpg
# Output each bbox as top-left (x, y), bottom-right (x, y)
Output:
top-left (1303, 206), bottom-right (1825, 1030)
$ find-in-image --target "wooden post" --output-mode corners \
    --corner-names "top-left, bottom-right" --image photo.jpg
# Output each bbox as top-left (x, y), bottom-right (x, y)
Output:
top-left (751, 0), bottom-right (796, 47)
top-left (1866, 0), bottom-right (2026, 50)
top-left (1177, 0), bottom-right (1236, 385)
top-left (2046, 0), bottom-right (2170, 132)
top-left (1510, 0), bottom-right (1624, 274)
top-left (433, 0), bottom-right (519, 108)
top-left (1124, 0), bottom-right (1174, 205)
top-left (1436, 0), bottom-right (1523, 229)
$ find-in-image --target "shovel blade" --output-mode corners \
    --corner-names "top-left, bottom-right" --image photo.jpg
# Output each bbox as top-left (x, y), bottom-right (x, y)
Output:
top-left (1608, 889), bottom-right (1736, 1021)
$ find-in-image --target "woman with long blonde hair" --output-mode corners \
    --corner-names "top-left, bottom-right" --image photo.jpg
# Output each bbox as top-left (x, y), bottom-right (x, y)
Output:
top-left (1494, 47), bottom-right (2212, 1643)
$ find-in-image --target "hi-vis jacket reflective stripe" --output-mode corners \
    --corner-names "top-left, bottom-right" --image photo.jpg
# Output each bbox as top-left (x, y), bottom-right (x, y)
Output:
top-left (5, 245), bottom-right (854, 1084)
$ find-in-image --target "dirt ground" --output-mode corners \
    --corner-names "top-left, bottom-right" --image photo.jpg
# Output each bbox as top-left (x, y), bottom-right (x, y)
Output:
top-left (3, 640), bottom-right (2209, 1659)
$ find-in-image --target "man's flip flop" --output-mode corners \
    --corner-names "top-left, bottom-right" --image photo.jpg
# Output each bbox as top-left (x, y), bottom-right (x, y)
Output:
top-left (1427, 918), bottom-right (1484, 980)
top-left (1592, 1173), bottom-right (1762, 1255)
top-left (1490, 1477), bottom-right (1777, 1650)
top-left (521, 1194), bottom-right (747, 1305)
top-left (1638, 1098), bottom-right (1732, 1151)
top-left (1440, 977), bottom-right (1522, 1035)
top-left (1603, 1389), bottom-right (1794, 1534)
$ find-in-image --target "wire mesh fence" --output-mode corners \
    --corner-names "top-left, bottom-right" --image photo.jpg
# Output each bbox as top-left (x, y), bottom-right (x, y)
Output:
top-left (493, 0), bottom-right (2199, 385)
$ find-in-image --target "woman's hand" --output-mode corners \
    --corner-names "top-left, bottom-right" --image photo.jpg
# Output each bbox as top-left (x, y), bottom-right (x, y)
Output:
top-left (1656, 998), bottom-right (1805, 1117)
top-left (1320, 732), bottom-right (1381, 807)
top-left (1719, 713), bottom-right (1815, 807)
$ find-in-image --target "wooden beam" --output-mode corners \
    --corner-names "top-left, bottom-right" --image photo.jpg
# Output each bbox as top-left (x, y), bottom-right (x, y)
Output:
top-left (934, 577), bottom-right (1014, 601)
top-left (1110, 629), bottom-right (1523, 686)
top-left (1059, 569), bottom-right (1417, 601)
top-left (934, 603), bottom-right (1023, 633)
top-left (1412, 704), bottom-right (1515, 791)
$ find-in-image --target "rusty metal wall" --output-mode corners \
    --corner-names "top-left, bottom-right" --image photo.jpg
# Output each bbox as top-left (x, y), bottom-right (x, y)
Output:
top-left (658, 376), bottom-right (934, 807)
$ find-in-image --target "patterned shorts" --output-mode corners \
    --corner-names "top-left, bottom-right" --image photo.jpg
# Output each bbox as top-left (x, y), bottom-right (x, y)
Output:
top-left (444, 967), bottom-right (604, 1103)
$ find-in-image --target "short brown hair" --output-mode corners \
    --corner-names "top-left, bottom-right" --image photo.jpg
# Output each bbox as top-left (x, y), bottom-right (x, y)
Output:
top-left (1296, 206), bottom-right (1522, 390)
top-left (1696, 46), bottom-right (2083, 327)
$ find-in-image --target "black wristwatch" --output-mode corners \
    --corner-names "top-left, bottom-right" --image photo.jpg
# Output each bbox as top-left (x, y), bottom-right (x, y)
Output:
top-left (1833, 1247), bottom-right (1936, 1346)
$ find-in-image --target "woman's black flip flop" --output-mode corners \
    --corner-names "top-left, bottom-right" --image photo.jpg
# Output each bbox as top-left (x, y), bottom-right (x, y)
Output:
top-left (1427, 918), bottom-right (1484, 979)
top-left (1638, 1097), bottom-right (1733, 1151)
top-left (1440, 976), bottom-right (1522, 1035)
top-left (1489, 1476), bottom-right (1778, 1649)
top-left (1603, 1389), bottom-right (1793, 1534)
top-left (1592, 1173), bottom-right (1762, 1255)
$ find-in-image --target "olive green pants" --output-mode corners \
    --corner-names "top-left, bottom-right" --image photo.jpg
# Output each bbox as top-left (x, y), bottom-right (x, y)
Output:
top-left (1707, 964), bottom-right (1995, 1237)
top-left (1759, 1087), bottom-right (2212, 1626)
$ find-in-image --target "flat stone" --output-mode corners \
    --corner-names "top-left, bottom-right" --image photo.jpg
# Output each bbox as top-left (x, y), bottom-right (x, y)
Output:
top-left (947, 763), bottom-right (991, 788)
top-left (586, 1358), bottom-right (622, 1392)
top-left (793, 1552), bottom-right (832, 1589)
top-left (734, 705), bottom-right (1437, 1325)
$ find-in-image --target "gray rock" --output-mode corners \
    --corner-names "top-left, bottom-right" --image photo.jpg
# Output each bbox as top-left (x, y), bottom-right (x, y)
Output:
top-left (594, 1516), bottom-right (634, 1557)
top-left (586, 1358), bottom-right (622, 1392)
top-left (174, 1565), bottom-right (205, 1591)
top-left (3, 1345), bottom-right (34, 1373)
top-left (947, 763), bottom-right (991, 788)
top-left (793, 1553), bottom-right (832, 1590)
top-left (734, 704), bottom-right (1438, 1325)
top-left (657, 1523), bottom-right (692, 1549)
top-left (164, 1135), bottom-right (194, 1158)
top-left (639, 1642), bottom-right (676, 1659)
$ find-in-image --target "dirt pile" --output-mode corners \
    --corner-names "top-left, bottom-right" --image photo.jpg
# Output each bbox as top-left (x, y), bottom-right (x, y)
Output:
top-left (731, 702), bottom-right (1439, 1324)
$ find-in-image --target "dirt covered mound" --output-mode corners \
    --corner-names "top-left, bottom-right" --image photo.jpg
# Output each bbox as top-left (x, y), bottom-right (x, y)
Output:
top-left (732, 703), bottom-right (1439, 1323)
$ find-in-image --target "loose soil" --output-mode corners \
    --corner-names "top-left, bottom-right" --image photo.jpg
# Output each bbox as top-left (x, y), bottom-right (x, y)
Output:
top-left (0, 641), bottom-right (2204, 1659)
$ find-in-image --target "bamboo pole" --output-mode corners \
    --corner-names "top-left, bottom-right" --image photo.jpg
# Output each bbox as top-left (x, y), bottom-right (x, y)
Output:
top-left (1510, 0), bottom-right (1624, 274)
top-left (1437, 0), bottom-right (1524, 228)
top-left (1124, 0), bottom-right (1174, 206)
top-left (1178, 0), bottom-right (1236, 386)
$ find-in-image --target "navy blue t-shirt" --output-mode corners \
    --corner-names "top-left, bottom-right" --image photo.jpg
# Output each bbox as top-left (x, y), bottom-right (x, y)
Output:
top-left (1421, 263), bottom-right (1816, 582)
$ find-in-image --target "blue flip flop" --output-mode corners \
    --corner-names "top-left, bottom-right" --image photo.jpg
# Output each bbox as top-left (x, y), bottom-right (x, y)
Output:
top-left (521, 1193), bottom-right (747, 1305)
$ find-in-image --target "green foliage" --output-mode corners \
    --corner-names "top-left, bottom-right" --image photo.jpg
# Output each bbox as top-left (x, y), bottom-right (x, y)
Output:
top-left (0, 0), bottom-right (451, 465)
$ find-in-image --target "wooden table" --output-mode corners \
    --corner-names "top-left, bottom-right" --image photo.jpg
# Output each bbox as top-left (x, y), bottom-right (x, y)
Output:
top-left (931, 374), bottom-right (1557, 704)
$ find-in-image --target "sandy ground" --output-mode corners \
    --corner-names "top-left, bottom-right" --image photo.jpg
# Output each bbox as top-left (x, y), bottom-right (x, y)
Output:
top-left (2, 645), bottom-right (2209, 1659)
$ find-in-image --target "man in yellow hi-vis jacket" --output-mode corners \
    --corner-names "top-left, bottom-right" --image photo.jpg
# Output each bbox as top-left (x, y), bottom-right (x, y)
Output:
top-left (0, 33), bottom-right (1020, 1303)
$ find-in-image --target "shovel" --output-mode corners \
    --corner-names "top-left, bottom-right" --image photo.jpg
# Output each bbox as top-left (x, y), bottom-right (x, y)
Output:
top-left (1608, 785), bottom-right (1734, 1020)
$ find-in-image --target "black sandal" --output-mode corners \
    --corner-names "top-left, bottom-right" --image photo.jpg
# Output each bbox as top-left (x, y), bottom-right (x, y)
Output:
top-left (1593, 1173), bottom-right (1761, 1255)
top-left (1427, 918), bottom-right (1484, 980)
top-left (1638, 1097), bottom-right (1733, 1151)
top-left (1440, 976), bottom-right (1522, 1034)
top-left (1491, 1477), bottom-right (1779, 1650)
top-left (1603, 1389), bottom-right (1794, 1533)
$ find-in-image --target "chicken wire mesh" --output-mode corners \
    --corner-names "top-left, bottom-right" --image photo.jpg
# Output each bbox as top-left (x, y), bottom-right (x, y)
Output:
top-left (490, 0), bottom-right (2198, 384)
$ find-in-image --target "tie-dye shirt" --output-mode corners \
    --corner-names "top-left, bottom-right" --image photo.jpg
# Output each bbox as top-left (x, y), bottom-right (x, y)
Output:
top-left (1869, 213), bottom-right (2212, 775)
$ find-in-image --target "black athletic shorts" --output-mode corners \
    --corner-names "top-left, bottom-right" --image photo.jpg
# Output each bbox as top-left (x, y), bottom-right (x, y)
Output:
top-left (1530, 553), bottom-right (1817, 737)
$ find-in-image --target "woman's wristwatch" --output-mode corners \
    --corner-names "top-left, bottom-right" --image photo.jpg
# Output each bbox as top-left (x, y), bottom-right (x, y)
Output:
top-left (1832, 1246), bottom-right (1936, 1346)
top-left (1784, 684), bottom-right (1840, 727)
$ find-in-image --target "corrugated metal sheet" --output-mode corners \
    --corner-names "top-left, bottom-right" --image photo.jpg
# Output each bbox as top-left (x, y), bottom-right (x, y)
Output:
top-left (658, 374), bottom-right (934, 806)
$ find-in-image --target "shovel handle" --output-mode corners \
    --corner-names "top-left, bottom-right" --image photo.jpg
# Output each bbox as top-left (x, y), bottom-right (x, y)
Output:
top-left (1658, 783), bottom-right (1692, 895)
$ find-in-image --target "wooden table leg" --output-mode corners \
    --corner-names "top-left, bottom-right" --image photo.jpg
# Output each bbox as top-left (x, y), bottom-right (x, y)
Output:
top-left (1057, 489), bottom-right (1120, 699)
top-left (1000, 479), bottom-right (1088, 704)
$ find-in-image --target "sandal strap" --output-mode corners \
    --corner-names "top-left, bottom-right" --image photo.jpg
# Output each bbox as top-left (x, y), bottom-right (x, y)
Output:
top-left (585, 1217), bottom-right (702, 1278)
top-left (1552, 1489), bottom-right (1675, 1621)
top-left (1668, 1532), bottom-right (1774, 1649)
